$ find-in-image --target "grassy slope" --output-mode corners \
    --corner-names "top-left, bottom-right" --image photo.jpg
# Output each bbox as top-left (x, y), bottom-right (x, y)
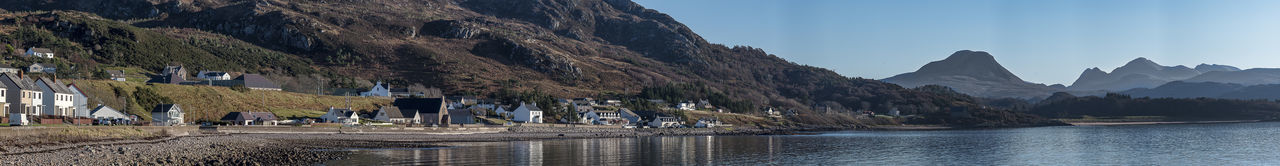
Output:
top-left (70, 80), bottom-right (390, 122)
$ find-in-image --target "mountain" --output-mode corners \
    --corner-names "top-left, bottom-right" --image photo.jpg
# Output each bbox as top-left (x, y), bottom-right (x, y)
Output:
top-left (1119, 81), bottom-right (1280, 100)
top-left (1120, 81), bottom-right (1245, 99)
top-left (1182, 68), bottom-right (1280, 86)
top-left (1068, 57), bottom-right (1202, 91)
top-left (1195, 64), bottom-right (1242, 73)
top-left (0, 0), bottom-right (1061, 126)
top-left (882, 50), bottom-right (1060, 99)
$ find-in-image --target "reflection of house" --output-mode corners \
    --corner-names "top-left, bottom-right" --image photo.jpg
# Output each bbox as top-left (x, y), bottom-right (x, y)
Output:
top-left (512, 102), bottom-right (543, 123)
top-left (24, 47), bottom-right (54, 58)
top-left (393, 98), bottom-right (450, 126)
top-left (321, 107), bottom-right (360, 124)
top-left (151, 104), bottom-right (185, 126)
top-left (90, 105), bottom-right (132, 125)
top-left (220, 112), bottom-right (278, 125)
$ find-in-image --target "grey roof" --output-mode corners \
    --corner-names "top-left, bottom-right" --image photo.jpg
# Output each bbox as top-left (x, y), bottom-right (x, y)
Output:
top-left (29, 48), bottom-right (52, 53)
top-left (1, 73), bottom-right (39, 90)
top-left (151, 104), bottom-right (179, 113)
top-left (38, 77), bottom-right (73, 94)
top-left (107, 70), bottom-right (125, 76)
top-left (32, 63), bottom-right (55, 68)
top-left (619, 108), bottom-right (638, 117)
top-left (236, 74), bottom-right (280, 89)
top-left (0, 64), bottom-right (14, 68)
top-left (220, 112), bottom-right (278, 121)
top-left (342, 111), bottom-right (358, 117)
top-left (393, 98), bottom-right (447, 114)
top-left (523, 103), bottom-right (543, 111)
top-left (201, 71), bottom-right (227, 77)
top-left (381, 106), bottom-right (413, 119)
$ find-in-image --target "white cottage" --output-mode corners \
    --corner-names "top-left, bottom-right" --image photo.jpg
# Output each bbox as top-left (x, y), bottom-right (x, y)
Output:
top-left (90, 105), bottom-right (132, 125)
top-left (36, 78), bottom-right (74, 117)
top-left (513, 102), bottom-right (543, 123)
top-left (320, 107), bottom-right (360, 125)
top-left (24, 47), bottom-right (54, 58)
top-left (151, 104), bottom-right (184, 126)
top-left (359, 81), bottom-right (391, 97)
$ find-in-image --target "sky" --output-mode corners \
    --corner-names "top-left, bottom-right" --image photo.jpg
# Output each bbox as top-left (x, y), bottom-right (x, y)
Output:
top-left (632, 0), bottom-right (1280, 85)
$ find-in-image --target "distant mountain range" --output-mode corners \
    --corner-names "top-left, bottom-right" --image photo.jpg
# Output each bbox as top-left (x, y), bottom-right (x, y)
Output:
top-left (882, 50), bottom-right (1064, 99)
top-left (886, 51), bottom-right (1280, 100)
top-left (1121, 81), bottom-right (1280, 100)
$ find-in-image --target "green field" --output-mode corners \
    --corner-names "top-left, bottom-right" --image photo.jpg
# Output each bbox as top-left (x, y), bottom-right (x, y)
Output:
top-left (70, 80), bottom-right (390, 122)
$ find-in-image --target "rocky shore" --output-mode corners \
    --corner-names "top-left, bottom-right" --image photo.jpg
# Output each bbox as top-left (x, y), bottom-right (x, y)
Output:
top-left (0, 126), bottom-right (784, 165)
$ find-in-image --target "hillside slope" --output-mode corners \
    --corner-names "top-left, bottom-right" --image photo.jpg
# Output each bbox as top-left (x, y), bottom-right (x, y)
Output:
top-left (70, 80), bottom-right (390, 122)
top-left (0, 0), bottom-right (1062, 127)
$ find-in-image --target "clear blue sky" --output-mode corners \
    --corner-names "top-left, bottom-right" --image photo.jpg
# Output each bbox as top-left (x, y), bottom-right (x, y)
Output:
top-left (633, 0), bottom-right (1280, 85)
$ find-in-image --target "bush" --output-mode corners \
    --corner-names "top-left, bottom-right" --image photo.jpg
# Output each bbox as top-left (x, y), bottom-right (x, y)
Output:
top-left (230, 85), bottom-right (251, 93)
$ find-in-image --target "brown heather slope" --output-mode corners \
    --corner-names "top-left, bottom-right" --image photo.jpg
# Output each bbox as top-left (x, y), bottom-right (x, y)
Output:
top-left (0, 0), bottom-right (1063, 127)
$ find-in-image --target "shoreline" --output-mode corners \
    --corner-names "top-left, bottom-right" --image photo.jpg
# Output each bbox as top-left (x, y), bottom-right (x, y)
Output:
top-left (8, 120), bottom-right (1261, 165)
top-left (1067, 120), bottom-right (1261, 126)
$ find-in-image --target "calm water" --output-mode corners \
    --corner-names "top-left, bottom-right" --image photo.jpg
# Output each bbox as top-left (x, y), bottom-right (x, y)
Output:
top-left (324, 122), bottom-right (1280, 165)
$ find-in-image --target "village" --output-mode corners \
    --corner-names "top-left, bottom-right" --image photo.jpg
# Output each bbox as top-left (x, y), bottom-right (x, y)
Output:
top-left (0, 47), bottom-right (818, 130)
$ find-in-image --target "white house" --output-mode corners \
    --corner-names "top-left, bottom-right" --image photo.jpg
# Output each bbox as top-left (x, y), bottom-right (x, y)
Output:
top-left (677, 102), bottom-right (697, 111)
top-left (360, 81), bottom-right (391, 97)
top-left (0, 64), bottom-right (20, 74)
top-left (67, 84), bottom-right (91, 118)
top-left (90, 105), bottom-right (132, 125)
top-left (28, 63), bottom-right (55, 73)
top-left (584, 110), bottom-right (625, 125)
top-left (320, 107), bottom-right (360, 125)
top-left (24, 47), bottom-right (54, 58)
top-left (694, 118), bottom-right (721, 128)
top-left (151, 104), bottom-right (184, 126)
top-left (648, 114), bottom-right (681, 128)
top-left (36, 78), bottom-right (74, 117)
top-left (512, 102), bottom-right (543, 123)
top-left (374, 106), bottom-right (419, 124)
top-left (197, 70), bottom-right (232, 80)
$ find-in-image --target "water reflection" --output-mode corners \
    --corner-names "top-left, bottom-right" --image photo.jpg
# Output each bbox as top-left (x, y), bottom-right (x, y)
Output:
top-left (327, 122), bottom-right (1280, 165)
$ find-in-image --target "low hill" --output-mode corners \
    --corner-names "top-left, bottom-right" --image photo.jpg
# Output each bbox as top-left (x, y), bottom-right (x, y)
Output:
top-left (883, 50), bottom-right (1061, 99)
top-left (70, 80), bottom-right (390, 122)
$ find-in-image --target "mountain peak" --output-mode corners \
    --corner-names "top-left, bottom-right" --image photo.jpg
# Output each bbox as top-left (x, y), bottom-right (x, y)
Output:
top-left (1195, 63), bottom-right (1241, 73)
top-left (1123, 57), bottom-right (1160, 68)
top-left (895, 50), bottom-right (1023, 83)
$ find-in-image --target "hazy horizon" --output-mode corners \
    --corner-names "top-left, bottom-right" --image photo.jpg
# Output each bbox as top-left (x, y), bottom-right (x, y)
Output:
top-left (635, 0), bottom-right (1280, 85)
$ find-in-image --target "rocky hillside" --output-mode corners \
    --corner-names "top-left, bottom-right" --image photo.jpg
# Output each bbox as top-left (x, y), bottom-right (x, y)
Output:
top-left (0, 0), bottom-right (1063, 126)
top-left (882, 50), bottom-right (1063, 99)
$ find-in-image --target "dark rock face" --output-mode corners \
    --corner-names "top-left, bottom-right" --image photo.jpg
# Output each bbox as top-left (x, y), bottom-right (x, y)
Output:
top-left (882, 50), bottom-right (1059, 99)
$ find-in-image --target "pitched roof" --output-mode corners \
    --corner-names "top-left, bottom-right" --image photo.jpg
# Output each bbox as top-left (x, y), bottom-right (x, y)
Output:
top-left (381, 106), bottom-right (413, 119)
top-left (619, 108), bottom-right (638, 117)
top-left (28, 48), bottom-right (52, 53)
top-left (106, 70), bottom-right (125, 76)
top-left (38, 77), bottom-right (73, 94)
top-left (521, 102), bottom-right (543, 112)
top-left (151, 104), bottom-right (179, 113)
top-left (220, 112), bottom-right (278, 121)
top-left (201, 71), bottom-right (228, 77)
top-left (1, 73), bottom-right (38, 90)
top-left (0, 64), bottom-right (14, 68)
top-left (393, 98), bottom-right (447, 114)
top-left (236, 74), bottom-right (280, 89)
top-left (31, 63), bottom-right (55, 68)
top-left (448, 109), bottom-right (474, 117)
